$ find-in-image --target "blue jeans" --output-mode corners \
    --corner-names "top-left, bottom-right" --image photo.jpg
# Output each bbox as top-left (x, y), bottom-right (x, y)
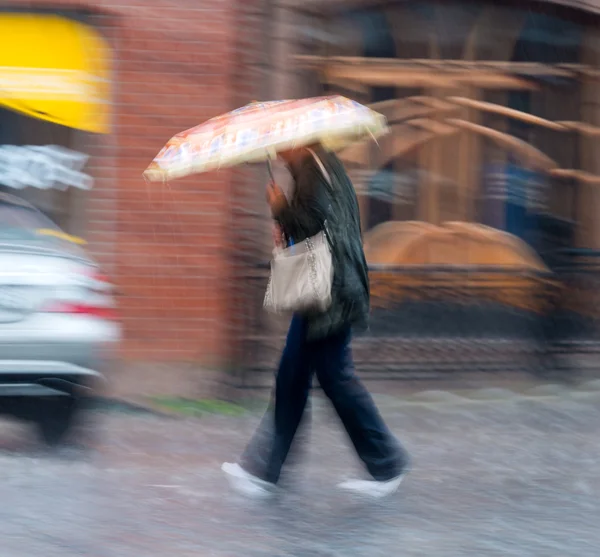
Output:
top-left (241, 315), bottom-right (408, 484)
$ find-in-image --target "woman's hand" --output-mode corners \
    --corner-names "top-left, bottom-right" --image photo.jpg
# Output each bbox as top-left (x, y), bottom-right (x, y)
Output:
top-left (266, 181), bottom-right (287, 216)
top-left (271, 223), bottom-right (284, 248)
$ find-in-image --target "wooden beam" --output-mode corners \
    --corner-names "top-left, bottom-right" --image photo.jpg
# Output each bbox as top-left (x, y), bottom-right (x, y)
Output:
top-left (577, 29), bottom-right (600, 249)
top-left (407, 118), bottom-right (459, 136)
top-left (378, 131), bottom-right (436, 169)
top-left (558, 64), bottom-right (600, 79)
top-left (408, 96), bottom-right (457, 110)
top-left (320, 65), bottom-right (537, 90)
top-left (295, 55), bottom-right (581, 78)
top-left (321, 75), bottom-right (369, 96)
top-left (446, 119), bottom-right (558, 171)
top-left (558, 120), bottom-right (600, 136)
top-left (462, 5), bottom-right (491, 61)
top-left (453, 72), bottom-right (538, 90)
top-left (368, 97), bottom-right (459, 123)
top-left (551, 169), bottom-right (600, 185)
top-left (337, 136), bottom-right (373, 166)
top-left (448, 97), bottom-right (568, 131)
top-left (338, 125), bottom-right (439, 167)
top-left (455, 88), bottom-right (481, 223)
top-left (322, 67), bottom-right (451, 88)
top-left (366, 98), bottom-right (404, 112)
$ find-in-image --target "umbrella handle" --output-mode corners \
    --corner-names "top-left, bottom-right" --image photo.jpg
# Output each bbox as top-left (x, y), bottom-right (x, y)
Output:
top-left (266, 159), bottom-right (275, 183)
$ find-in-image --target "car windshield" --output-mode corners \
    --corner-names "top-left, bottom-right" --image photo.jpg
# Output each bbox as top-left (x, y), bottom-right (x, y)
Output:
top-left (0, 193), bottom-right (86, 257)
top-left (0, 193), bottom-right (58, 236)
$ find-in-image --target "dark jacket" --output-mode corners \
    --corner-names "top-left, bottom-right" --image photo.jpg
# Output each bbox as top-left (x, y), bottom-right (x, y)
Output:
top-left (274, 147), bottom-right (370, 340)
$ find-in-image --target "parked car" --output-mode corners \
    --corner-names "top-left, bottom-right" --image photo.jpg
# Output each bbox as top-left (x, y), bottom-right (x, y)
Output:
top-left (0, 192), bottom-right (120, 445)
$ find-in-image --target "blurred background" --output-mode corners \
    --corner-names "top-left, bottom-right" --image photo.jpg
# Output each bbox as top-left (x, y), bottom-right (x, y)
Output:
top-left (3, 3), bottom-right (600, 556)
top-left (0, 1), bottom-right (599, 402)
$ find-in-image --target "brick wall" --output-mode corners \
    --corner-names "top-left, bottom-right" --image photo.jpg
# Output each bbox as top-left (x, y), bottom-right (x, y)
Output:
top-left (110, 3), bottom-right (235, 366)
top-left (11, 0), bottom-right (596, 397)
top-left (8, 1), bottom-right (245, 380)
top-left (225, 0), bottom-right (272, 381)
top-left (3, 0), bottom-right (322, 396)
top-left (226, 1), bottom-right (324, 383)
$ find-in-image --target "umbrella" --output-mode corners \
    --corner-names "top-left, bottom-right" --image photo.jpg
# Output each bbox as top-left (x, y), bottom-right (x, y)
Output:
top-left (143, 95), bottom-right (388, 182)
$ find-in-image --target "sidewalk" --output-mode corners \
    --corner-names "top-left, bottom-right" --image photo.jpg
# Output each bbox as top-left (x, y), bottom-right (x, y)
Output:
top-left (2, 381), bottom-right (600, 556)
top-left (110, 358), bottom-right (600, 412)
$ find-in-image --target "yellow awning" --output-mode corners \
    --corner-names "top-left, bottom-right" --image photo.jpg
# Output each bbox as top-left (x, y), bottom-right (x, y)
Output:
top-left (0, 14), bottom-right (111, 134)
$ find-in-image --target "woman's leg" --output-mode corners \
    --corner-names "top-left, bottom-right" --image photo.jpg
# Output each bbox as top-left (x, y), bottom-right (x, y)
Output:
top-left (239, 315), bottom-right (313, 485)
top-left (311, 327), bottom-right (409, 482)
top-left (239, 392), bottom-right (312, 484)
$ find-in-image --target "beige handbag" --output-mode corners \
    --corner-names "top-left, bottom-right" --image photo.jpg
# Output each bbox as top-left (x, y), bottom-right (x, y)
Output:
top-left (263, 149), bottom-right (334, 314)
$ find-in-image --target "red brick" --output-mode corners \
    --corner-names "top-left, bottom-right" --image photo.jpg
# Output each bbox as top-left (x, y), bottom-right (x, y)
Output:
top-left (7, 0), bottom-right (269, 372)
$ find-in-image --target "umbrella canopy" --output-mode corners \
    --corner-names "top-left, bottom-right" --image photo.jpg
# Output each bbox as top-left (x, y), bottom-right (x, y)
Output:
top-left (143, 96), bottom-right (388, 182)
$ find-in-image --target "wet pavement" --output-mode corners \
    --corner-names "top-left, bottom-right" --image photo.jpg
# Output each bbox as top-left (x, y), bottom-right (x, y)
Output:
top-left (1, 389), bottom-right (600, 556)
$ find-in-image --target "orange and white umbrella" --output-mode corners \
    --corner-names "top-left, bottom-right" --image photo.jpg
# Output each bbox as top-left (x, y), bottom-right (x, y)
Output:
top-left (143, 96), bottom-right (388, 182)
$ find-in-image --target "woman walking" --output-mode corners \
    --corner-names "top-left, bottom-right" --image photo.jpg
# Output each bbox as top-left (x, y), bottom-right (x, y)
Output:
top-left (222, 144), bottom-right (409, 498)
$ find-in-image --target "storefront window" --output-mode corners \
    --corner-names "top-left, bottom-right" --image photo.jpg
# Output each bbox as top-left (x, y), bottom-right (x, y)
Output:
top-left (0, 107), bottom-right (92, 233)
top-left (0, 11), bottom-right (111, 238)
top-left (302, 0), bottom-right (598, 263)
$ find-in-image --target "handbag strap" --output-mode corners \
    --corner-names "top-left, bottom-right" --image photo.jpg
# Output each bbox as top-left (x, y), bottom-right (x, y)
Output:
top-left (306, 148), bottom-right (333, 189)
top-left (305, 147), bottom-right (335, 244)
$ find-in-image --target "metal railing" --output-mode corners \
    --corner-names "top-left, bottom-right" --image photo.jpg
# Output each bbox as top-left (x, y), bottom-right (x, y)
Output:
top-left (234, 261), bottom-right (600, 388)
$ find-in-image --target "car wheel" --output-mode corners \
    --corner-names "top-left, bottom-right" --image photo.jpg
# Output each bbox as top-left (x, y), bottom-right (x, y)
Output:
top-left (35, 396), bottom-right (79, 447)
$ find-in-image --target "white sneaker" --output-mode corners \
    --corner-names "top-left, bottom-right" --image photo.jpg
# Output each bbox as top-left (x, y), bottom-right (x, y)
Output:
top-left (337, 474), bottom-right (405, 499)
top-left (221, 462), bottom-right (276, 499)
